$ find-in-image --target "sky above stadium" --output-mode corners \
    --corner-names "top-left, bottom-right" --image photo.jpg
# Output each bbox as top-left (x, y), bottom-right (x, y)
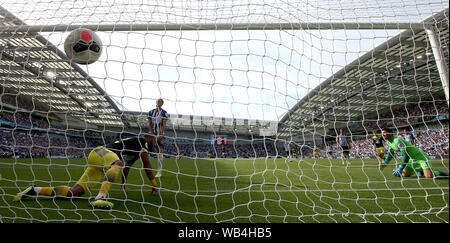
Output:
top-left (1, 0), bottom-right (448, 121)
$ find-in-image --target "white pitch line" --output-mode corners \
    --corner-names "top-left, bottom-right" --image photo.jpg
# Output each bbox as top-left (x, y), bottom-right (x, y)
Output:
top-left (2, 186), bottom-right (448, 193)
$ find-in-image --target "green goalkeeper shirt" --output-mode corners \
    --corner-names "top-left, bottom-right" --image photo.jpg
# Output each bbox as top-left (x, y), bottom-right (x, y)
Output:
top-left (385, 136), bottom-right (429, 164)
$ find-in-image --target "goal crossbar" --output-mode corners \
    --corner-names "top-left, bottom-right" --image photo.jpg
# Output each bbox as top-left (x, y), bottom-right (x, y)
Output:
top-left (0, 22), bottom-right (434, 33)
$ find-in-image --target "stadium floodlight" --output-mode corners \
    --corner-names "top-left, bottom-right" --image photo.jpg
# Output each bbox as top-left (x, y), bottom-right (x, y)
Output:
top-left (0, 0), bottom-right (448, 225)
top-left (44, 69), bottom-right (56, 79)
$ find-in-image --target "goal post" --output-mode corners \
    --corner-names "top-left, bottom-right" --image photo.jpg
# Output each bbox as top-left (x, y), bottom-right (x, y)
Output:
top-left (0, 1), bottom-right (448, 224)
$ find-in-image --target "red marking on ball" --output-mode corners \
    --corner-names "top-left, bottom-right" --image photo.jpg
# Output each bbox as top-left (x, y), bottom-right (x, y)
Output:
top-left (81, 30), bottom-right (93, 43)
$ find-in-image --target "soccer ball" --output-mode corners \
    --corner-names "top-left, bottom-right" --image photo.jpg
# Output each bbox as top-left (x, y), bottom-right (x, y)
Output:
top-left (64, 28), bottom-right (102, 64)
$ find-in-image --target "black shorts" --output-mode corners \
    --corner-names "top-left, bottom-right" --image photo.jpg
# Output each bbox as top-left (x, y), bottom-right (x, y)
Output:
top-left (151, 132), bottom-right (164, 148)
top-left (156, 139), bottom-right (164, 148)
top-left (340, 146), bottom-right (349, 153)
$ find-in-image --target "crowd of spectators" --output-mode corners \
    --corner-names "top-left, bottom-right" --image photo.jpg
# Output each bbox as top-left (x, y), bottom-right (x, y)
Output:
top-left (161, 140), bottom-right (280, 159)
top-left (0, 129), bottom-right (104, 158)
top-left (1, 91), bottom-right (103, 136)
top-left (313, 128), bottom-right (449, 159)
top-left (1, 89), bottom-right (448, 160)
top-left (1, 110), bottom-right (63, 130)
top-left (1, 91), bottom-right (37, 111)
top-left (1, 92), bottom-right (107, 158)
top-left (361, 97), bottom-right (448, 132)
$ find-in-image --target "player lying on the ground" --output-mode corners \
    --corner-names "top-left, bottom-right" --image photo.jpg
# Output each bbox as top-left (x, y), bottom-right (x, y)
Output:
top-left (380, 128), bottom-right (448, 178)
top-left (13, 136), bottom-right (159, 208)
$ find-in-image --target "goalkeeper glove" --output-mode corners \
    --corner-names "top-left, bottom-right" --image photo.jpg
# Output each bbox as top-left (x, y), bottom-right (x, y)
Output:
top-left (393, 164), bottom-right (405, 177)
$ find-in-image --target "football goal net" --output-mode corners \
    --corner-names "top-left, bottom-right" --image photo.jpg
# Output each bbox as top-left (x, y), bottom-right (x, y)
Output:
top-left (0, 0), bottom-right (448, 223)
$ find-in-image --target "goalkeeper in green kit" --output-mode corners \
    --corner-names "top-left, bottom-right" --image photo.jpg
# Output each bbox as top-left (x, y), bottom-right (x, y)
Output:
top-left (380, 128), bottom-right (448, 178)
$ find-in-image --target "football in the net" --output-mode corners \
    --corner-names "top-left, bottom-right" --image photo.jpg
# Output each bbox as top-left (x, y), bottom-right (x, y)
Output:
top-left (64, 28), bottom-right (102, 64)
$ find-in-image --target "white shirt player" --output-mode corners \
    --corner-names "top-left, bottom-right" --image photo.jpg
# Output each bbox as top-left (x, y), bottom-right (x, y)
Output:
top-left (403, 132), bottom-right (416, 145)
top-left (337, 134), bottom-right (349, 147)
top-left (284, 141), bottom-right (292, 161)
top-left (284, 141), bottom-right (291, 152)
top-left (148, 108), bottom-right (168, 136)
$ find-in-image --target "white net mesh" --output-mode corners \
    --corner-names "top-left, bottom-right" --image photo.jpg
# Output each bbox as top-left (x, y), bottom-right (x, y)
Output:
top-left (0, 0), bottom-right (448, 223)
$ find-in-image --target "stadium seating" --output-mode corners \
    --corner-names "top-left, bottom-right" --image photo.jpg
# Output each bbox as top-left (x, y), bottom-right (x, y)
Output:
top-left (1, 93), bottom-right (448, 159)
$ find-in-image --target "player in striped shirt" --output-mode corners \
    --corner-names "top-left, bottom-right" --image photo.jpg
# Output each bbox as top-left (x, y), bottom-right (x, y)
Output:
top-left (148, 98), bottom-right (168, 178)
top-left (337, 129), bottom-right (351, 165)
top-left (284, 140), bottom-right (293, 162)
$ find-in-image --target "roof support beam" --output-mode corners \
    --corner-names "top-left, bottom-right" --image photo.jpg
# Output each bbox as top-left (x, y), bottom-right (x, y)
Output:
top-left (425, 26), bottom-right (450, 105)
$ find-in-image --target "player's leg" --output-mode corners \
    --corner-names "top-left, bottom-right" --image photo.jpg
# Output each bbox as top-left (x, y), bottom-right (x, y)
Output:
top-left (75, 165), bottom-right (105, 195)
top-left (149, 133), bottom-right (162, 177)
top-left (377, 147), bottom-right (385, 160)
top-left (401, 169), bottom-right (413, 177)
top-left (155, 139), bottom-right (164, 178)
top-left (405, 160), bottom-right (433, 178)
top-left (84, 147), bottom-right (123, 208)
top-left (14, 177), bottom-right (86, 201)
top-left (411, 158), bottom-right (448, 178)
top-left (398, 162), bottom-right (414, 177)
top-left (432, 169), bottom-right (449, 177)
top-left (422, 169), bottom-right (434, 178)
top-left (35, 184), bottom-right (82, 197)
top-left (422, 160), bottom-right (449, 178)
top-left (75, 147), bottom-right (116, 195)
top-left (13, 160), bottom-right (99, 201)
top-left (418, 160), bottom-right (438, 178)
top-left (344, 150), bottom-right (351, 165)
top-left (94, 160), bottom-right (124, 201)
top-left (91, 160), bottom-right (123, 208)
top-left (13, 184), bottom-right (70, 201)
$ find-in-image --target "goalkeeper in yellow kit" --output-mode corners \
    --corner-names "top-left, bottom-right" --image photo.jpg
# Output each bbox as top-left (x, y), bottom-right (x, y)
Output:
top-left (13, 136), bottom-right (160, 208)
top-left (380, 128), bottom-right (448, 178)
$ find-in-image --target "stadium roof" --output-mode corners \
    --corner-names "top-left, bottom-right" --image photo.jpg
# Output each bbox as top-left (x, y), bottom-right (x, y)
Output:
top-left (0, 6), bottom-right (126, 128)
top-left (0, 5), bottom-right (275, 134)
top-left (1, 4), bottom-right (448, 136)
top-left (277, 8), bottom-right (449, 138)
top-left (0, 5), bottom-right (277, 136)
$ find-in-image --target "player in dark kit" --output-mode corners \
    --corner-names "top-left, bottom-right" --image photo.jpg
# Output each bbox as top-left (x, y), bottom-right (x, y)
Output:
top-left (106, 136), bottom-right (159, 194)
top-left (13, 136), bottom-right (159, 209)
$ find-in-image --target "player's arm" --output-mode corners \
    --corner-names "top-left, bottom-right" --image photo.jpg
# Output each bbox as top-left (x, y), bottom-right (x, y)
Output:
top-left (380, 148), bottom-right (395, 171)
top-left (392, 148), bottom-right (410, 177)
top-left (140, 151), bottom-right (159, 195)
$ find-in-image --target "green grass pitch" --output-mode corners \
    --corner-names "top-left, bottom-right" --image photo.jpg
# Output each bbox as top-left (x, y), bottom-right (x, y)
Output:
top-left (0, 157), bottom-right (448, 223)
